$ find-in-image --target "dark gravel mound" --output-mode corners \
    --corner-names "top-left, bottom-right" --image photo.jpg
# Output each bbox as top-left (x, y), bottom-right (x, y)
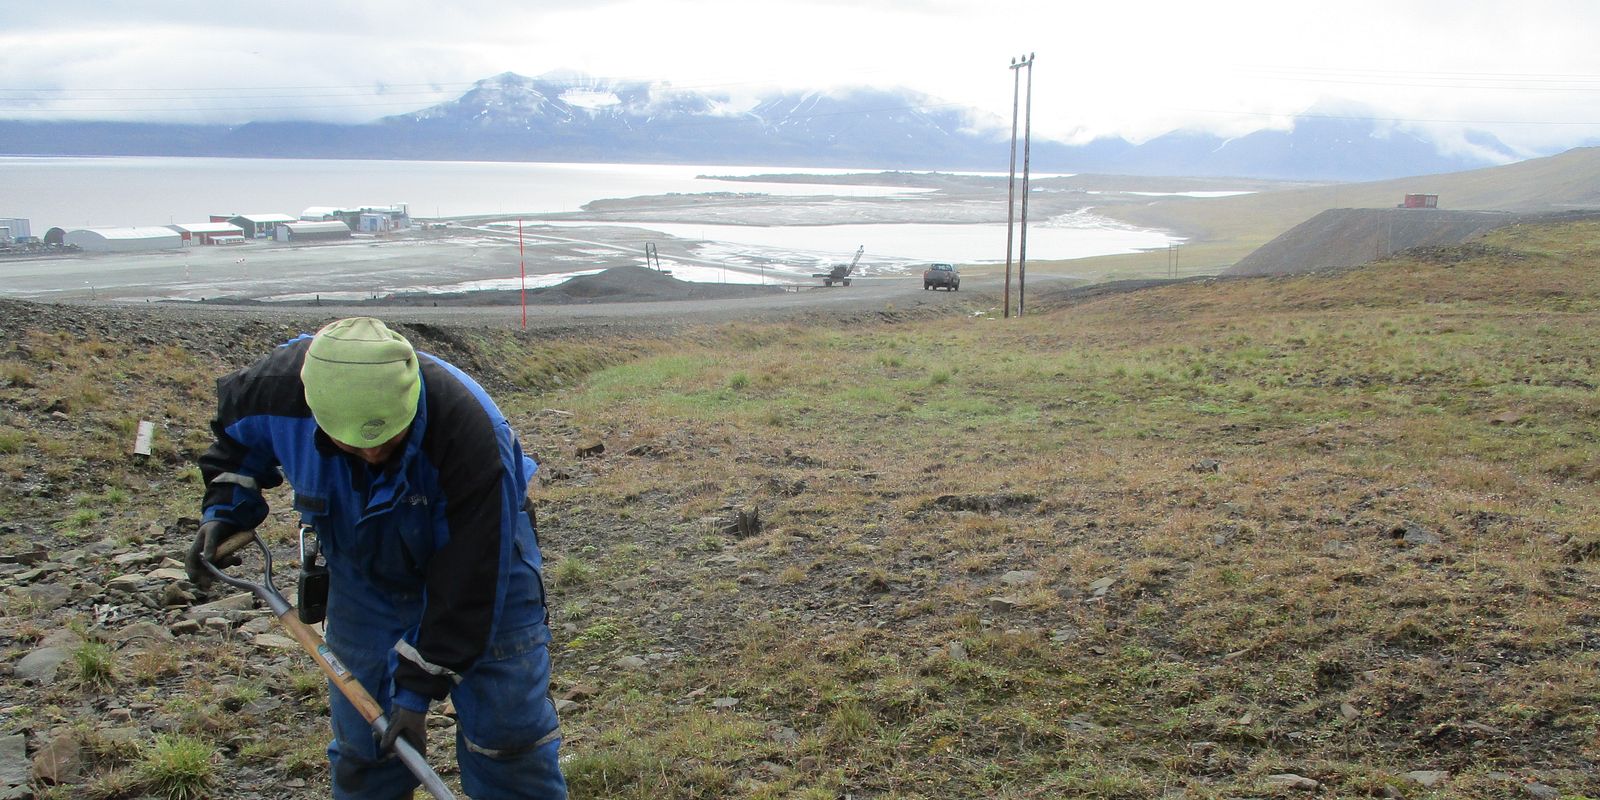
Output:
top-left (1227, 208), bottom-right (1528, 276)
top-left (531, 265), bottom-right (785, 304)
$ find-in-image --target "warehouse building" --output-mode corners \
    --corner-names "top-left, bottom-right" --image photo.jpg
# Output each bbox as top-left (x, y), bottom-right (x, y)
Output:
top-left (168, 221), bottom-right (246, 245)
top-left (299, 204), bottom-right (410, 233)
top-left (217, 213), bottom-right (296, 238)
top-left (275, 220), bottom-right (352, 242)
top-left (64, 227), bottom-right (183, 252)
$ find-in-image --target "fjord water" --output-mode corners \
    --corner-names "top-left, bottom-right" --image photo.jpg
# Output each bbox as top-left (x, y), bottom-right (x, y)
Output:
top-left (0, 156), bottom-right (922, 228)
top-left (1, 156), bottom-right (1176, 264)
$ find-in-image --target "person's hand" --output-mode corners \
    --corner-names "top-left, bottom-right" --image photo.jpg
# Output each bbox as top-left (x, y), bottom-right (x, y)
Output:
top-left (380, 705), bottom-right (428, 757)
top-left (184, 520), bottom-right (242, 589)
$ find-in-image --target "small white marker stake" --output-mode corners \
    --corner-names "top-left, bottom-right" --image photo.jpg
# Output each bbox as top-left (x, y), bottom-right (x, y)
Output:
top-left (133, 420), bottom-right (155, 456)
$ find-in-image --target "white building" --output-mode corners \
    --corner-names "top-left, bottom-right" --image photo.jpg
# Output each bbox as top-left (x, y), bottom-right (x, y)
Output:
top-left (298, 204), bottom-right (410, 232)
top-left (275, 220), bottom-right (352, 242)
top-left (168, 222), bottom-right (246, 245)
top-left (0, 217), bottom-right (31, 244)
top-left (64, 227), bottom-right (183, 252)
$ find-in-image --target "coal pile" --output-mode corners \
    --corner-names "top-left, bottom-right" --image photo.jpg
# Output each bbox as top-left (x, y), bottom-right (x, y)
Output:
top-left (528, 266), bottom-right (785, 304)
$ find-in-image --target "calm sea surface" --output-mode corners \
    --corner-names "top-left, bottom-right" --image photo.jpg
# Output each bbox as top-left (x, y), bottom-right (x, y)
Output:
top-left (1, 156), bottom-right (923, 228)
top-left (2, 156), bottom-right (1177, 264)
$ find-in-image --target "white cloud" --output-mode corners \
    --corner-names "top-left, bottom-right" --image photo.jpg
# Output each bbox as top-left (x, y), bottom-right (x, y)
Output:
top-left (1, 0), bottom-right (1598, 152)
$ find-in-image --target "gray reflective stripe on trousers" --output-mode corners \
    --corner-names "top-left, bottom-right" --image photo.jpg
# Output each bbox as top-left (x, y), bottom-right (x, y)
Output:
top-left (393, 640), bottom-right (463, 684)
top-left (211, 472), bottom-right (260, 490)
top-left (463, 727), bottom-right (561, 759)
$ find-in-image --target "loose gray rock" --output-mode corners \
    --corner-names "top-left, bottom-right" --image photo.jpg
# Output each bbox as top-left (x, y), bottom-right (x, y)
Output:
top-left (10, 567), bottom-right (50, 584)
top-left (31, 730), bottom-right (83, 785)
top-left (105, 574), bottom-right (146, 593)
top-left (1267, 773), bottom-right (1320, 790)
top-left (40, 629), bottom-right (82, 648)
top-left (1404, 770), bottom-right (1449, 788)
top-left (16, 581), bottom-right (73, 611)
top-left (112, 551), bottom-right (161, 568)
top-left (1523, 783), bottom-right (1558, 800)
top-left (0, 548), bottom-right (48, 566)
top-left (252, 634), bottom-right (298, 651)
top-left (239, 616), bottom-right (277, 635)
top-left (988, 596), bottom-right (1019, 612)
top-left (1390, 521), bottom-right (1441, 547)
top-left (187, 592), bottom-right (256, 620)
top-left (615, 655), bottom-right (648, 671)
top-left (161, 583), bottom-right (195, 607)
top-left (110, 621), bottom-right (174, 647)
top-left (15, 646), bottom-right (71, 684)
top-left (0, 734), bottom-right (28, 793)
top-left (1000, 570), bottom-right (1038, 586)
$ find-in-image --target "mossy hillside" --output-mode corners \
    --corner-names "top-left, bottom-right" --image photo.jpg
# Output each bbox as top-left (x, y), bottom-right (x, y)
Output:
top-left (529, 220), bottom-right (1600, 798)
top-left (0, 219), bottom-right (1595, 798)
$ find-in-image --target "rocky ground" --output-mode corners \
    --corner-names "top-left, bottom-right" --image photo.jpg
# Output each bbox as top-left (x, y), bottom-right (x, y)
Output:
top-left (5, 218), bottom-right (1599, 800)
top-left (0, 291), bottom-right (978, 799)
top-left (1227, 209), bottom-right (1600, 277)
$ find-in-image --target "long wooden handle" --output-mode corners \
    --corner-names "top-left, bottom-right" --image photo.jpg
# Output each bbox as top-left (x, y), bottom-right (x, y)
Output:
top-left (277, 611), bottom-right (386, 723)
top-left (207, 526), bottom-right (453, 797)
top-left (215, 530), bottom-right (259, 561)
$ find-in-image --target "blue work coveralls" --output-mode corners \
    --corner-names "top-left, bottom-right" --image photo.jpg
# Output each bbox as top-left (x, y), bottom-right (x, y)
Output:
top-left (198, 334), bottom-right (566, 799)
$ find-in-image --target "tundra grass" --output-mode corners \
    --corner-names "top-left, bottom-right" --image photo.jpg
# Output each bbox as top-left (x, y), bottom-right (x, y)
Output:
top-left (2, 222), bottom-right (1598, 798)
top-left (533, 221), bottom-right (1600, 798)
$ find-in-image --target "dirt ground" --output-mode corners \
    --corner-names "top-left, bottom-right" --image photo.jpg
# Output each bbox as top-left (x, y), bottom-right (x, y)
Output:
top-left (1225, 208), bottom-right (1600, 276)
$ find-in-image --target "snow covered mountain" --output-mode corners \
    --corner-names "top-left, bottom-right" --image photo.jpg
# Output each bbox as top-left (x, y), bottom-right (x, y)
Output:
top-left (374, 72), bottom-right (1004, 169)
top-left (0, 71), bottom-right (1550, 180)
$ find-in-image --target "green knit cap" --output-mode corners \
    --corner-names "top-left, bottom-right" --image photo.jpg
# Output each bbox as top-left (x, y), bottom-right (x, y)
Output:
top-left (300, 317), bottom-right (421, 447)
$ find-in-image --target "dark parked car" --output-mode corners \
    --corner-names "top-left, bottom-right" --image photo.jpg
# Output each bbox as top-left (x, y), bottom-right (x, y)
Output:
top-left (923, 262), bottom-right (960, 291)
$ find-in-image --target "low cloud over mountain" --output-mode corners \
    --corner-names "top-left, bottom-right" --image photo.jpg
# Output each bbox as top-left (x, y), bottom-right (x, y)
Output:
top-left (0, 71), bottom-right (1556, 181)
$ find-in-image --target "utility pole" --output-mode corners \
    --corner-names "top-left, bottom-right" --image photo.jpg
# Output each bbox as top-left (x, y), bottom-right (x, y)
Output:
top-left (1004, 53), bottom-right (1035, 318)
top-left (1017, 53), bottom-right (1035, 317)
top-left (1003, 57), bottom-right (1022, 320)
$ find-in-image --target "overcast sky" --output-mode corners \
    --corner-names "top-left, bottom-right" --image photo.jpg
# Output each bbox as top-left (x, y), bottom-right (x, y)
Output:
top-left (3, 0), bottom-right (1598, 159)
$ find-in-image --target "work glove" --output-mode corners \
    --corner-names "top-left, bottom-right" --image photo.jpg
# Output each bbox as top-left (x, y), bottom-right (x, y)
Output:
top-left (380, 705), bottom-right (428, 758)
top-left (184, 520), bottom-right (242, 590)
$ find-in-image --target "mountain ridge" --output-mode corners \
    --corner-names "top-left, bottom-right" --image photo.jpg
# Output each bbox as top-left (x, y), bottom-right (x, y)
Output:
top-left (0, 71), bottom-right (1562, 181)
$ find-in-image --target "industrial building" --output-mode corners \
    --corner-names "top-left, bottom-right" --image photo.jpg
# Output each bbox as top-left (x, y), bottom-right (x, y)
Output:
top-left (217, 213), bottom-right (297, 238)
top-left (63, 227), bottom-right (183, 252)
top-left (275, 220), bottom-right (352, 242)
top-left (299, 204), bottom-right (410, 233)
top-left (168, 221), bottom-right (246, 245)
top-left (0, 218), bottom-right (32, 244)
